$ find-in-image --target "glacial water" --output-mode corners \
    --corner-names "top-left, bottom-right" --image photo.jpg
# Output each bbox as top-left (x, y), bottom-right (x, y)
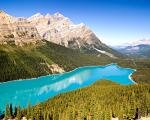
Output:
top-left (0, 64), bottom-right (136, 113)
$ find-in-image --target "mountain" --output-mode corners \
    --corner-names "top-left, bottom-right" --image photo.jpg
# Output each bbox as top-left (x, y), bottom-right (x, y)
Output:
top-left (28, 13), bottom-right (106, 49)
top-left (0, 40), bottom-right (115, 82)
top-left (28, 12), bottom-right (122, 58)
top-left (114, 39), bottom-right (150, 58)
top-left (131, 39), bottom-right (150, 46)
top-left (0, 11), bottom-right (41, 46)
top-left (0, 11), bottom-right (127, 82)
top-left (1, 40), bottom-right (150, 84)
top-left (0, 10), bottom-right (123, 58)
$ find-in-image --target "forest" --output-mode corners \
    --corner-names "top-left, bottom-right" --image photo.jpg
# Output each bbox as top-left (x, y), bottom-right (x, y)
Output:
top-left (0, 41), bottom-right (150, 120)
top-left (1, 80), bottom-right (150, 120)
top-left (0, 40), bottom-right (150, 84)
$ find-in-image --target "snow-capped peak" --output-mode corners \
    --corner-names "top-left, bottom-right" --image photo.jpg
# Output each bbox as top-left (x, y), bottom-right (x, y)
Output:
top-left (45, 13), bottom-right (51, 18)
top-left (54, 12), bottom-right (64, 17)
top-left (28, 13), bottom-right (44, 20)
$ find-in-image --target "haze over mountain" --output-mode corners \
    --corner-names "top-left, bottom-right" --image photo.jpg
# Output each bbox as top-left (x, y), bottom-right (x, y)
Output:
top-left (0, 10), bottom-right (122, 58)
top-left (114, 39), bottom-right (150, 58)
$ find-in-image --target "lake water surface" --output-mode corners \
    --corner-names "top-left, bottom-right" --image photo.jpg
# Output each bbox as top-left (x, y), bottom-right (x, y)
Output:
top-left (0, 63), bottom-right (136, 113)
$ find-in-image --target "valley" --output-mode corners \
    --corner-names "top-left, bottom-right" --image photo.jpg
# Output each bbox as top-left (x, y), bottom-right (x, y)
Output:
top-left (0, 40), bottom-right (150, 84)
top-left (0, 9), bottom-right (150, 120)
top-left (0, 40), bottom-right (150, 120)
top-left (0, 64), bottom-right (135, 113)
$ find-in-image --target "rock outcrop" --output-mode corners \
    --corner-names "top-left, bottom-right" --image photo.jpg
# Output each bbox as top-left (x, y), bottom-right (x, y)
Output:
top-left (0, 11), bottom-right (41, 46)
top-left (0, 11), bottom-right (120, 58)
top-left (28, 12), bottom-right (120, 58)
top-left (48, 64), bottom-right (65, 74)
top-left (28, 12), bottom-right (107, 50)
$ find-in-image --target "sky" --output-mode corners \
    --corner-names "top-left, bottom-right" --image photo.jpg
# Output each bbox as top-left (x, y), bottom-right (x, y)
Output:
top-left (0, 0), bottom-right (150, 45)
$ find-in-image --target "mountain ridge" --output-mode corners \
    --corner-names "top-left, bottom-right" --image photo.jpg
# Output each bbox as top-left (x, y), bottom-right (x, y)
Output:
top-left (0, 40), bottom-right (116, 82)
top-left (0, 11), bottom-right (123, 58)
top-left (114, 39), bottom-right (150, 58)
top-left (0, 10), bottom-right (41, 46)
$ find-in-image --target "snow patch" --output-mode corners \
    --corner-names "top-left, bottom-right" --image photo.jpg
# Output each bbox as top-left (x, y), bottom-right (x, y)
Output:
top-left (94, 47), bottom-right (117, 58)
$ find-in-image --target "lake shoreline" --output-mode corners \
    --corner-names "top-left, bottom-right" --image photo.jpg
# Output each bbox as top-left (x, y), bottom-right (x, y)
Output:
top-left (0, 63), bottom-right (136, 84)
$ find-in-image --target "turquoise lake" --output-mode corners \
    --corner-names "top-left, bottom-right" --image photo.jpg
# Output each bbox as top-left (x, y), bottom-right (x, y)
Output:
top-left (0, 64), bottom-right (136, 113)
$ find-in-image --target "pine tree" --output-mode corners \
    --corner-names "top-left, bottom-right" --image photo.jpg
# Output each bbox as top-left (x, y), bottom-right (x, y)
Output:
top-left (36, 106), bottom-right (43, 120)
top-left (46, 112), bottom-right (51, 120)
top-left (43, 111), bottom-right (47, 120)
top-left (99, 111), bottom-right (105, 120)
top-left (26, 101), bottom-right (31, 119)
top-left (128, 92), bottom-right (136, 119)
top-left (118, 107), bottom-right (124, 120)
top-left (16, 104), bottom-right (22, 120)
top-left (105, 110), bottom-right (112, 120)
top-left (30, 109), bottom-right (34, 120)
top-left (5, 104), bottom-right (11, 119)
top-left (9, 104), bottom-right (13, 118)
top-left (14, 106), bottom-right (18, 117)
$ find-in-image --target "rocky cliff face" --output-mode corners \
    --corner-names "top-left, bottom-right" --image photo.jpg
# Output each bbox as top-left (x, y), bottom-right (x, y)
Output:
top-left (0, 11), bottom-right (41, 46)
top-left (0, 11), bottom-right (120, 58)
top-left (28, 12), bottom-right (109, 50)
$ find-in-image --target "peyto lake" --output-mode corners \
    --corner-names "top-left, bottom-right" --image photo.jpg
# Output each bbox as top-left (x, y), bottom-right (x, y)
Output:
top-left (0, 63), bottom-right (136, 113)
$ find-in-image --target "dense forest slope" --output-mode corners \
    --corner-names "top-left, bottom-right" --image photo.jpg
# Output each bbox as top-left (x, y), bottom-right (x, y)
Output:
top-left (0, 40), bottom-right (150, 84)
top-left (6, 80), bottom-right (148, 120)
top-left (0, 40), bottom-right (112, 82)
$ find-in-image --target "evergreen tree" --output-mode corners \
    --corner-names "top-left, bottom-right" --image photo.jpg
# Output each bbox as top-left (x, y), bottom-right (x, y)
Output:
top-left (128, 93), bottom-right (136, 119)
top-left (30, 109), bottom-right (34, 120)
top-left (14, 106), bottom-right (18, 117)
top-left (105, 110), bottom-right (111, 120)
top-left (5, 104), bottom-right (11, 119)
top-left (26, 101), bottom-right (31, 119)
top-left (16, 104), bottom-right (22, 120)
top-left (99, 111), bottom-right (105, 120)
top-left (118, 107), bottom-right (124, 120)
top-left (9, 104), bottom-right (13, 118)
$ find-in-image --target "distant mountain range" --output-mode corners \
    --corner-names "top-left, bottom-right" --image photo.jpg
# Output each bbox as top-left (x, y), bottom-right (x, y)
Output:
top-left (114, 39), bottom-right (150, 58)
top-left (0, 10), bottom-right (122, 58)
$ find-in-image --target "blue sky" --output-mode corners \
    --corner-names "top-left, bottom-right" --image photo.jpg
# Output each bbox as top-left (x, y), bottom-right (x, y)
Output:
top-left (0, 0), bottom-right (150, 45)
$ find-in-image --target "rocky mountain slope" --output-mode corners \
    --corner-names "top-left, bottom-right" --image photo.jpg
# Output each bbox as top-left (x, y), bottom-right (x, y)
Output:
top-left (0, 10), bottom-right (122, 58)
top-left (28, 13), bottom-right (105, 49)
top-left (0, 40), bottom-right (115, 82)
top-left (28, 12), bottom-right (122, 58)
top-left (0, 11), bottom-right (41, 46)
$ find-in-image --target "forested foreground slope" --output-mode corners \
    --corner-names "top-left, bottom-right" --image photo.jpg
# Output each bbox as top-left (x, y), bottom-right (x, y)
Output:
top-left (16, 80), bottom-right (149, 120)
top-left (0, 40), bottom-right (150, 84)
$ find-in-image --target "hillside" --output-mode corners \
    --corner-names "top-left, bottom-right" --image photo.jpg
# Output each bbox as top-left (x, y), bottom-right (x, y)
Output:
top-left (0, 11), bottom-right (41, 46)
top-left (0, 40), bottom-right (150, 84)
top-left (114, 39), bottom-right (150, 58)
top-left (117, 44), bottom-right (150, 58)
top-left (0, 11), bottom-right (123, 58)
top-left (3, 80), bottom-right (149, 120)
top-left (0, 40), bottom-right (113, 82)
